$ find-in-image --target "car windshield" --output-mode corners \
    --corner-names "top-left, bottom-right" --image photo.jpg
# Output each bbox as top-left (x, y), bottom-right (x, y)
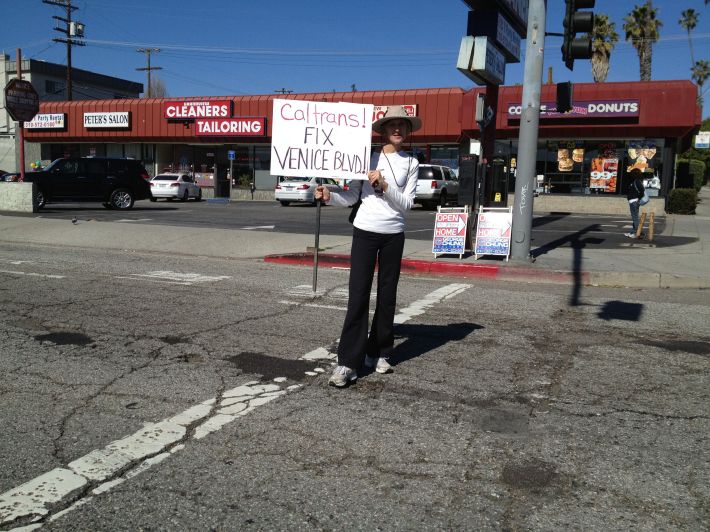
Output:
top-left (282, 177), bottom-right (310, 182)
top-left (153, 175), bottom-right (179, 180)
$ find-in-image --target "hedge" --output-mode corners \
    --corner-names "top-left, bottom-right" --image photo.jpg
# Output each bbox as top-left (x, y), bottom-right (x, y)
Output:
top-left (667, 188), bottom-right (698, 215)
top-left (676, 159), bottom-right (706, 191)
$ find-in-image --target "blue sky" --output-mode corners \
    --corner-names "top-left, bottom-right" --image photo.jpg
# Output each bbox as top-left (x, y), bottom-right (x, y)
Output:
top-left (3, 1), bottom-right (709, 117)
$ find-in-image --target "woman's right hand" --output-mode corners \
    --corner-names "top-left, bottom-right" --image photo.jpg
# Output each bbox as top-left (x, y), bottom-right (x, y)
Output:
top-left (315, 185), bottom-right (330, 202)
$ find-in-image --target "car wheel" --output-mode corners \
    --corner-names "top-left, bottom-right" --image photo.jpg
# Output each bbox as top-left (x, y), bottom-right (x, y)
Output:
top-left (109, 188), bottom-right (134, 210)
top-left (181, 189), bottom-right (189, 202)
top-left (438, 190), bottom-right (448, 207)
top-left (195, 189), bottom-right (202, 201)
top-left (35, 189), bottom-right (46, 209)
top-left (279, 201), bottom-right (290, 206)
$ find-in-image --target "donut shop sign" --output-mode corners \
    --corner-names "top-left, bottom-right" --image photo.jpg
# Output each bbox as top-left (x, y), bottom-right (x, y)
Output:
top-left (507, 99), bottom-right (640, 119)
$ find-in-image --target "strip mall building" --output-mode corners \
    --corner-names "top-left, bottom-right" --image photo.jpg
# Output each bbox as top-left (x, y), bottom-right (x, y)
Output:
top-left (24, 79), bottom-right (701, 203)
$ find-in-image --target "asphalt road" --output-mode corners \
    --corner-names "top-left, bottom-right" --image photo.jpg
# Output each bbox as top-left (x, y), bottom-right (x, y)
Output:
top-left (31, 198), bottom-right (666, 250)
top-left (0, 242), bottom-right (707, 530)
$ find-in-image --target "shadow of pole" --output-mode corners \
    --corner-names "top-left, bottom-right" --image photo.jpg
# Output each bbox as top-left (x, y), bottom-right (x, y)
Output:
top-left (531, 224), bottom-right (603, 307)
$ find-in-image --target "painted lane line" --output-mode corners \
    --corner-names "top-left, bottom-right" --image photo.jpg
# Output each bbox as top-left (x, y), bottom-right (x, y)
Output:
top-left (0, 284), bottom-right (470, 527)
top-left (0, 260), bottom-right (34, 265)
top-left (113, 276), bottom-right (193, 286)
top-left (0, 381), bottom-right (297, 527)
top-left (241, 225), bottom-right (275, 230)
top-left (131, 271), bottom-right (231, 283)
top-left (116, 219), bottom-right (153, 223)
top-left (0, 269), bottom-right (65, 279)
top-left (300, 283), bottom-right (471, 362)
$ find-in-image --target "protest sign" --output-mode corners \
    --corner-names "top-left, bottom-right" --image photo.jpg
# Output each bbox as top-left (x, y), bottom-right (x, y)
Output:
top-left (270, 99), bottom-right (373, 180)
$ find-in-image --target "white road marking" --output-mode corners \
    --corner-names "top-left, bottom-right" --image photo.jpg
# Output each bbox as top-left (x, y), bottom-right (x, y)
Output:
top-left (0, 260), bottom-right (34, 265)
top-left (0, 283), bottom-right (470, 527)
top-left (114, 276), bottom-right (192, 286)
top-left (241, 225), bottom-right (275, 230)
top-left (300, 283), bottom-right (471, 361)
top-left (116, 219), bottom-right (153, 223)
top-left (0, 269), bottom-right (65, 279)
top-left (279, 300), bottom-right (371, 313)
top-left (119, 271), bottom-right (231, 286)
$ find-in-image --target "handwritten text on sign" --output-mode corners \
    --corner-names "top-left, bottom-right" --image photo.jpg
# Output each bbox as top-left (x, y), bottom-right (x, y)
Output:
top-left (270, 99), bottom-right (373, 180)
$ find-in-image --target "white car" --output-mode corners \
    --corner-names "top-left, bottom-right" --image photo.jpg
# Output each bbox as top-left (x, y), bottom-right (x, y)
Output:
top-left (415, 164), bottom-right (459, 209)
top-left (275, 177), bottom-right (342, 206)
top-left (150, 173), bottom-right (202, 201)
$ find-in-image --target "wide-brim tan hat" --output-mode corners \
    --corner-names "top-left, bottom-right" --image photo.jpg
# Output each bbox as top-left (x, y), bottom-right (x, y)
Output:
top-left (372, 105), bottom-right (422, 134)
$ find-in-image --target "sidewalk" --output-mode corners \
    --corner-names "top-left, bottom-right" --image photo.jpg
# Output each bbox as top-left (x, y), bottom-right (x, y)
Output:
top-left (1, 188), bottom-right (709, 289)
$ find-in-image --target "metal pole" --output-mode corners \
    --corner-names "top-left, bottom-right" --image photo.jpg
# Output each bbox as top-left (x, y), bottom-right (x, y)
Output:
top-left (16, 48), bottom-right (26, 182)
top-left (312, 199), bottom-right (321, 293)
top-left (510, 0), bottom-right (546, 261)
top-left (66, 1), bottom-right (72, 101)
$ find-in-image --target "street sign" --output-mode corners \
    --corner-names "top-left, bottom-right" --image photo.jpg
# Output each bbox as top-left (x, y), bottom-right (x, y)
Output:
top-left (471, 37), bottom-right (506, 85)
top-left (228, 150), bottom-right (236, 160)
top-left (467, 10), bottom-right (521, 63)
top-left (4, 78), bottom-right (39, 122)
top-left (461, 0), bottom-right (529, 37)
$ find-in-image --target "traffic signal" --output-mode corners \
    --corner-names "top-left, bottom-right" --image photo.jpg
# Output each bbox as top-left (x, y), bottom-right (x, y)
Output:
top-left (562, 0), bottom-right (595, 71)
top-left (556, 82), bottom-right (573, 113)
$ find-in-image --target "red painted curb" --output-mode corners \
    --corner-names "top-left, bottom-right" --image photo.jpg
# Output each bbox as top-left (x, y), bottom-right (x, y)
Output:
top-left (264, 253), bottom-right (585, 284)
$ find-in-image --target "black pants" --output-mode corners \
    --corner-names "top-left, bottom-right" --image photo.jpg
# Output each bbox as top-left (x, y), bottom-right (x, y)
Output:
top-left (337, 227), bottom-right (405, 370)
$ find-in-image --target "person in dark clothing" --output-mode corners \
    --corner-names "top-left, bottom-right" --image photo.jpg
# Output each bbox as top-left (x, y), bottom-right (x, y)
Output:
top-left (625, 169), bottom-right (645, 238)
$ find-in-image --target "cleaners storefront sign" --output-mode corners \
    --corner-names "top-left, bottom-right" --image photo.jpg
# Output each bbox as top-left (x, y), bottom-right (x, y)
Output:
top-left (84, 112), bottom-right (130, 128)
top-left (270, 99), bottom-right (373, 180)
top-left (164, 100), bottom-right (232, 119)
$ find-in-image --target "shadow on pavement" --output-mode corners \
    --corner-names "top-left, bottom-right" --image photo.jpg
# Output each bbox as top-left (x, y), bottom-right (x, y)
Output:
top-left (597, 301), bottom-right (645, 321)
top-left (388, 322), bottom-right (484, 369)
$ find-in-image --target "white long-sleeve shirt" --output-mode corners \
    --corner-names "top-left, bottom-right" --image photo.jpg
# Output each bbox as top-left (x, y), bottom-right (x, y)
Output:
top-left (328, 150), bottom-right (419, 234)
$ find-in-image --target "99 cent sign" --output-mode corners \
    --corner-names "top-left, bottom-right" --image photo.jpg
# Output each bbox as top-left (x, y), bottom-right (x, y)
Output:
top-left (4, 78), bottom-right (39, 122)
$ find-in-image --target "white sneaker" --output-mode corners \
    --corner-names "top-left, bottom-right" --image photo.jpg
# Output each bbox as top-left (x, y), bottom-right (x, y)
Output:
top-left (329, 365), bottom-right (357, 387)
top-left (364, 355), bottom-right (393, 374)
top-left (624, 232), bottom-right (636, 238)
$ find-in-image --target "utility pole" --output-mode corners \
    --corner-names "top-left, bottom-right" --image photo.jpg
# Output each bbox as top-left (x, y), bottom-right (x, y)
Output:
top-left (510, 0), bottom-right (547, 260)
top-left (136, 48), bottom-right (161, 97)
top-left (43, 0), bottom-right (85, 101)
top-left (274, 88), bottom-right (293, 94)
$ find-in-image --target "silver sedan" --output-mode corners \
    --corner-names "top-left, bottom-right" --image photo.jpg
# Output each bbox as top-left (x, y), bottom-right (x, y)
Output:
top-left (274, 177), bottom-right (341, 206)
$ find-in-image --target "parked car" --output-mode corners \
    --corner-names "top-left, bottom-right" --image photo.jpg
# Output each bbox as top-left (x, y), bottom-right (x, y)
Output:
top-left (2, 172), bottom-right (19, 182)
top-left (20, 157), bottom-right (152, 210)
top-left (415, 164), bottom-right (459, 209)
top-left (275, 177), bottom-right (342, 206)
top-left (150, 173), bottom-right (202, 201)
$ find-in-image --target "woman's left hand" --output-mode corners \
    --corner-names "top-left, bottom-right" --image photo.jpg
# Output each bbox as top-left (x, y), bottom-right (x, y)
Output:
top-left (367, 170), bottom-right (388, 192)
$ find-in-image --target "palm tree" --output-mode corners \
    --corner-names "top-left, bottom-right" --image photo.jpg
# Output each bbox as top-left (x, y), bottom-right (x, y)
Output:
top-left (623, 1), bottom-right (663, 81)
top-left (679, 9), bottom-right (699, 69)
top-left (692, 60), bottom-right (710, 103)
top-left (589, 14), bottom-right (619, 82)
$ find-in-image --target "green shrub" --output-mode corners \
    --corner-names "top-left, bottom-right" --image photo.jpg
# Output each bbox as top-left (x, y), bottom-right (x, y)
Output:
top-left (677, 159), bottom-right (707, 191)
top-left (688, 159), bottom-right (706, 191)
top-left (667, 188), bottom-right (698, 215)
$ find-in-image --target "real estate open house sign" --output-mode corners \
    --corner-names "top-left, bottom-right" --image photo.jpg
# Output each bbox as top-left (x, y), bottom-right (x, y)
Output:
top-left (270, 99), bottom-right (374, 180)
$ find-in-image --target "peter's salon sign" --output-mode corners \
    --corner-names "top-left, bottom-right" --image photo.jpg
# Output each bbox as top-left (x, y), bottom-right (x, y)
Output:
top-left (84, 112), bottom-right (130, 128)
top-left (163, 100), bottom-right (233, 119)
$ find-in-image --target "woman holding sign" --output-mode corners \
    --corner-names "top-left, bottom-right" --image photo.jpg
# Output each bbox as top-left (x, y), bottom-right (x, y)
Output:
top-left (315, 105), bottom-right (420, 387)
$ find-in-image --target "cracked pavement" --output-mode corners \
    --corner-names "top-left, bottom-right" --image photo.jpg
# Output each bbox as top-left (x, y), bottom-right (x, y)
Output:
top-left (0, 243), bottom-right (708, 530)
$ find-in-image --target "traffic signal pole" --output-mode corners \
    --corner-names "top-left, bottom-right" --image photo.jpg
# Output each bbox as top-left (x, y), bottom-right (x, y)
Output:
top-left (510, 0), bottom-right (547, 260)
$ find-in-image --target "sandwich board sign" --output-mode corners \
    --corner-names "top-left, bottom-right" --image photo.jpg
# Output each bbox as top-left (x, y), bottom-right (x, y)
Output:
top-left (474, 206), bottom-right (512, 260)
top-left (432, 207), bottom-right (470, 258)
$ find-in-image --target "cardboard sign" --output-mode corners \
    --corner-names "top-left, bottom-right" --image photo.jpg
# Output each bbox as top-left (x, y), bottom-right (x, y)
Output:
top-left (475, 208), bottom-right (512, 258)
top-left (432, 212), bottom-right (468, 255)
top-left (270, 99), bottom-right (373, 180)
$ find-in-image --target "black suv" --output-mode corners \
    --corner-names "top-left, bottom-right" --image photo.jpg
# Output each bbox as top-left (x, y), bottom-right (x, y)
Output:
top-left (23, 157), bottom-right (153, 210)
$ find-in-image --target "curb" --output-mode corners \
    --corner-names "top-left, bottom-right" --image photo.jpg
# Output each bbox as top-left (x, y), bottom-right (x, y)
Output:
top-left (264, 253), bottom-right (587, 285)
